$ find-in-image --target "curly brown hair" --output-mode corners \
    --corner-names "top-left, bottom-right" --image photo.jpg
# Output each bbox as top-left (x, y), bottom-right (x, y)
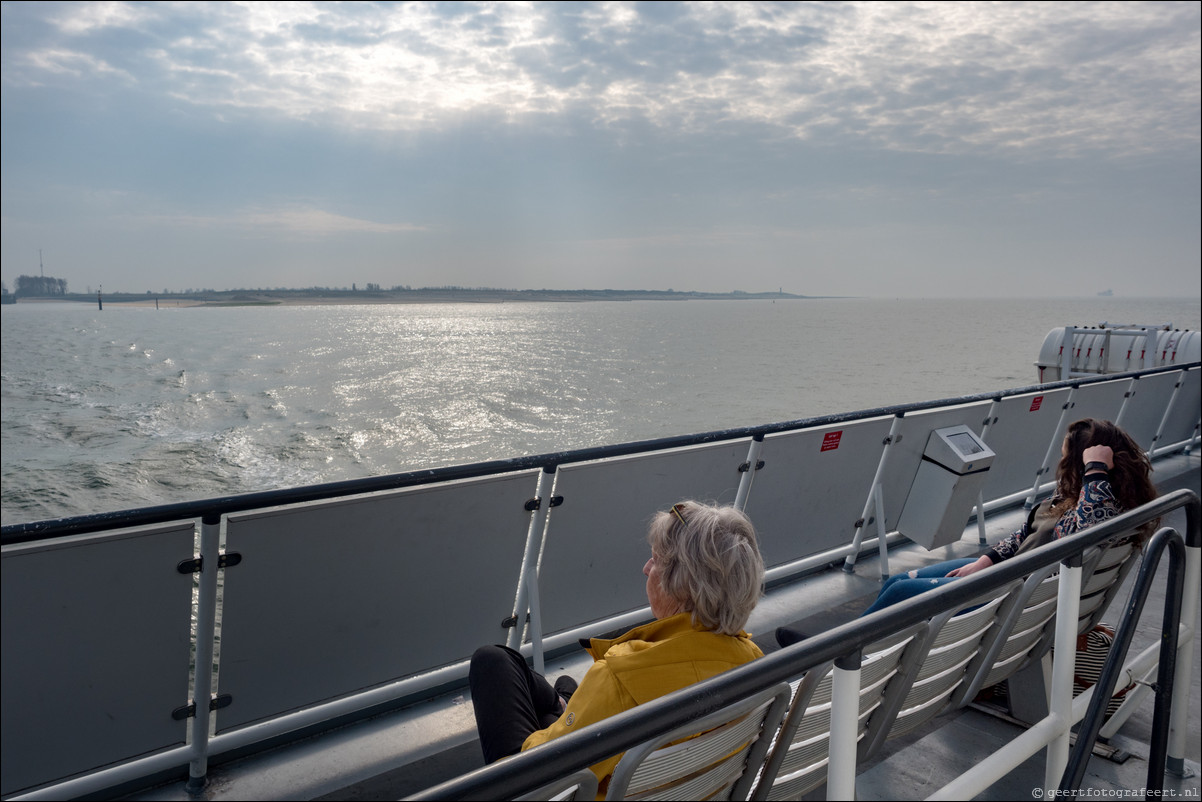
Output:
top-left (1052, 419), bottom-right (1158, 535)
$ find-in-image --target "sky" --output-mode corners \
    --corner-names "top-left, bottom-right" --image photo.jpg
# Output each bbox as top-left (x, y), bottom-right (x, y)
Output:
top-left (1, 1), bottom-right (1199, 298)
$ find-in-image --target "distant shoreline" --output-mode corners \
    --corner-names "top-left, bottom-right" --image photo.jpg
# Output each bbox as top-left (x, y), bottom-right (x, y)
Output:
top-left (9, 288), bottom-right (824, 308)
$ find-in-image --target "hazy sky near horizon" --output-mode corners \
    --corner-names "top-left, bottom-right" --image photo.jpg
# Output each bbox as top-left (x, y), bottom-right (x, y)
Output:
top-left (2, 1), bottom-right (1199, 298)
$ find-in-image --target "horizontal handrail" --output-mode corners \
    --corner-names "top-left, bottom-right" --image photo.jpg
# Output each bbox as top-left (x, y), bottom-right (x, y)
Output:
top-left (5, 361), bottom-right (1198, 544)
top-left (412, 489), bottom-right (1200, 801)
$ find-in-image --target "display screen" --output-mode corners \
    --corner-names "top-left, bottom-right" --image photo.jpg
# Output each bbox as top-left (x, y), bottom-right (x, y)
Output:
top-left (946, 431), bottom-right (985, 455)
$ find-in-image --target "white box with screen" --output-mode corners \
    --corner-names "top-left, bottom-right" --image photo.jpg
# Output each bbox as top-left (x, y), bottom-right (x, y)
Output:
top-left (896, 425), bottom-right (996, 549)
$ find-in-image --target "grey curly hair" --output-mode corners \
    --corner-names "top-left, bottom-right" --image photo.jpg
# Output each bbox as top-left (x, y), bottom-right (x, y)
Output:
top-left (647, 500), bottom-right (765, 636)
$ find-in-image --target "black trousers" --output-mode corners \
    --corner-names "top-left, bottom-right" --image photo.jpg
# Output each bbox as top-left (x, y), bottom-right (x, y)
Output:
top-left (469, 644), bottom-right (564, 763)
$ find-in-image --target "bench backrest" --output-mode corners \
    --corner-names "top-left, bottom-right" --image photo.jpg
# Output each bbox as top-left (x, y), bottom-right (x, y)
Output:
top-left (752, 624), bottom-right (927, 800)
top-left (859, 580), bottom-right (1022, 759)
top-left (952, 564), bottom-right (1060, 706)
top-left (606, 682), bottom-right (792, 801)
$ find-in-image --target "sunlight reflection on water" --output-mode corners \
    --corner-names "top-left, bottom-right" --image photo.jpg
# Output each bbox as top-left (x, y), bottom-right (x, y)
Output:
top-left (2, 297), bottom-right (1198, 524)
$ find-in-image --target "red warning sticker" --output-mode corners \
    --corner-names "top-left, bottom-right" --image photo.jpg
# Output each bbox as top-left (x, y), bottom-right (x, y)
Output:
top-left (1030, 396), bottom-right (1043, 412)
top-left (821, 431), bottom-right (843, 452)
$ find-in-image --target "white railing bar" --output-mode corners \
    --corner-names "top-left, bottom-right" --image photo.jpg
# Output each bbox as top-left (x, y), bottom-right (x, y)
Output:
top-left (873, 484), bottom-right (889, 579)
top-left (975, 489), bottom-right (989, 546)
top-left (1151, 432), bottom-right (1202, 460)
top-left (9, 745), bottom-right (197, 801)
top-left (206, 661), bottom-right (471, 755)
top-left (926, 679), bottom-right (1114, 801)
top-left (510, 469), bottom-right (554, 661)
top-left (981, 482), bottom-right (1056, 514)
top-left (734, 436), bottom-right (764, 511)
top-left (843, 414), bottom-right (903, 573)
top-left (188, 515), bottom-right (222, 789)
top-left (928, 711), bottom-right (1070, 801)
top-left (527, 556), bottom-right (547, 676)
top-left (827, 660), bottom-right (862, 801)
top-left (1166, 541), bottom-right (1200, 776)
top-left (975, 400), bottom-right (1003, 544)
top-left (533, 609), bottom-right (653, 660)
top-left (764, 533), bottom-right (909, 585)
top-left (1045, 561), bottom-right (1083, 791)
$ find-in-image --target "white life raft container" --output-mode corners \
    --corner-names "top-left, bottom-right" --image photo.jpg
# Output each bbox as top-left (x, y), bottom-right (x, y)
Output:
top-left (1036, 324), bottom-right (1200, 382)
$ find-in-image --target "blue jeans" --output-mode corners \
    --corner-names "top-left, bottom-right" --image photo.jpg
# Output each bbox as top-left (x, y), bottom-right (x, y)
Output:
top-left (860, 558), bottom-right (976, 617)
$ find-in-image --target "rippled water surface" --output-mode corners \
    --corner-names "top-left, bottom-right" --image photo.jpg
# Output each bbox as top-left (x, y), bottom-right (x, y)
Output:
top-left (3, 297), bottom-right (1197, 524)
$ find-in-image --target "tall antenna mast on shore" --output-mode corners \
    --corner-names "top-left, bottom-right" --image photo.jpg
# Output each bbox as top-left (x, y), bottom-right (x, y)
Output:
top-left (40, 249), bottom-right (44, 278)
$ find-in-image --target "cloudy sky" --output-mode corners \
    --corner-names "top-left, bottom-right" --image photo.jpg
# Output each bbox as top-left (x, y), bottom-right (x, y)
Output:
top-left (1, 1), bottom-right (1198, 297)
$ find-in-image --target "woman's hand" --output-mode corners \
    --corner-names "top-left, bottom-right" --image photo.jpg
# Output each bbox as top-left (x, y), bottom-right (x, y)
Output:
top-left (946, 555), bottom-right (993, 578)
top-left (1082, 445), bottom-right (1114, 471)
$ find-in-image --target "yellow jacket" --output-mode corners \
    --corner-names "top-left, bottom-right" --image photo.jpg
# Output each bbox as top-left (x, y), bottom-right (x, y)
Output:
top-left (521, 612), bottom-right (763, 794)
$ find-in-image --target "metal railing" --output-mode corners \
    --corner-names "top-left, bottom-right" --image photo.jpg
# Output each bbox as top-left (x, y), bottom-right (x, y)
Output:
top-left (414, 489), bottom-right (1200, 800)
top-left (1061, 526), bottom-right (1188, 792)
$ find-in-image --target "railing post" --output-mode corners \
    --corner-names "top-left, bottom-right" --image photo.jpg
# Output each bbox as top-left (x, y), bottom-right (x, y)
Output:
top-left (1167, 516), bottom-right (1200, 778)
top-left (1044, 554), bottom-right (1083, 792)
top-left (1060, 528), bottom-right (1188, 793)
top-left (508, 468), bottom-right (556, 669)
top-left (1148, 369), bottom-right (1185, 457)
top-left (187, 513), bottom-right (222, 792)
top-left (974, 489), bottom-right (989, 546)
top-left (1026, 388), bottom-right (1076, 509)
top-left (843, 414), bottom-right (903, 574)
top-left (873, 485), bottom-right (889, 579)
top-left (827, 649), bottom-right (863, 801)
top-left (734, 435), bottom-right (764, 511)
top-left (975, 400), bottom-right (1002, 545)
top-left (1112, 377), bottom-right (1136, 428)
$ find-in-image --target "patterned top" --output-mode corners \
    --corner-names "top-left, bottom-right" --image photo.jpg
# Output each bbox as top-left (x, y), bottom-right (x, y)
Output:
top-left (987, 476), bottom-right (1122, 563)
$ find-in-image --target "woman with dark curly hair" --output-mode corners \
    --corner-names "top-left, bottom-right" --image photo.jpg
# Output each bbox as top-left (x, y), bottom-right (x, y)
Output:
top-left (872, 417), bottom-right (1154, 612)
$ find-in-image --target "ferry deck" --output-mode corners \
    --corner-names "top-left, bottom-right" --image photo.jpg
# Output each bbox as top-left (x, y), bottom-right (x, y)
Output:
top-left (4, 333), bottom-right (1200, 801)
top-left (124, 453), bottom-right (1201, 801)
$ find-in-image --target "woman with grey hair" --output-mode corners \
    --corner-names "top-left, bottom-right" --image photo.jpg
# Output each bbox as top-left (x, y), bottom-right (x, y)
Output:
top-left (469, 500), bottom-right (765, 795)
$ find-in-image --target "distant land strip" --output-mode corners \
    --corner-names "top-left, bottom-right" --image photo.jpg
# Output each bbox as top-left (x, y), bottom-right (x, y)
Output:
top-left (13, 287), bottom-right (835, 307)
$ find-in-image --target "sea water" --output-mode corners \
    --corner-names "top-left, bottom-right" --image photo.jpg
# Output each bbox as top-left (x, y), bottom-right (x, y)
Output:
top-left (2, 297), bottom-right (1198, 525)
